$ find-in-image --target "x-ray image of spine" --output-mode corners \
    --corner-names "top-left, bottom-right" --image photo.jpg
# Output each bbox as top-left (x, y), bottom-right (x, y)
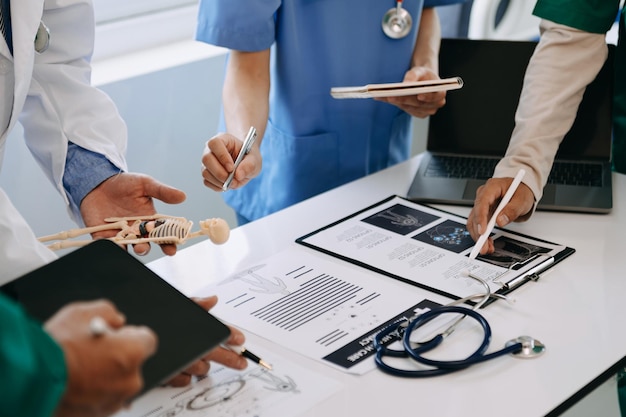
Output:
top-left (220, 264), bottom-right (290, 296)
top-left (479, 237), bottom-right (550, 268)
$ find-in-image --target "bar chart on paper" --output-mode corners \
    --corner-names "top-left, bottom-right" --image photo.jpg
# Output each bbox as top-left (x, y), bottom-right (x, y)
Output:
top-left (197, 248), bottom-right (446, 374)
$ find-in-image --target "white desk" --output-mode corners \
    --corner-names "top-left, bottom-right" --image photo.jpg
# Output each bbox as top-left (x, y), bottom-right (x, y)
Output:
top-left (149, 154), bottom-right (626, 417)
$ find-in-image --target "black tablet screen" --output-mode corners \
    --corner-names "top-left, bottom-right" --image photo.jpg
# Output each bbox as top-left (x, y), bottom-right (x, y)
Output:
top-left (1, 239), bottom-right (231, 395)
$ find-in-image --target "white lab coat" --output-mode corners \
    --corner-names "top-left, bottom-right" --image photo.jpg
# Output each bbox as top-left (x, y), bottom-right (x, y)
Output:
top-left (0, 0), bottom-right (128, 283)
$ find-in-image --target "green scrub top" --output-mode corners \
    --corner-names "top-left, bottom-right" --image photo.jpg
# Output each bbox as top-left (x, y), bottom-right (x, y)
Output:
top-left (533, 0), bottom-right (626, 174)
top-left (0, 293), bottom-right (67, 416)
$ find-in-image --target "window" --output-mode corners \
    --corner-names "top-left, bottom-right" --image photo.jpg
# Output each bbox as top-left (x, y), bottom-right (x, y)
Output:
top-left (92, 0), bottom-right (199, 61)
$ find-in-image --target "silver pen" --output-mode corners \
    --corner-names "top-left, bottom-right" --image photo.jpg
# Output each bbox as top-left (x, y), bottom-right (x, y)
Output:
top-left (222, 126), bottom-right (258, 191)
top-left (501, 256), bottom-right (555, 291)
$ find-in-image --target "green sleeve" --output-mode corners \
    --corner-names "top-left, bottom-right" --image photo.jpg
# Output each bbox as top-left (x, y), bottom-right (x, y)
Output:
top-left (0, 293), bottom-right (67, 416)
top-left (533, 0), bottom-right (619, 34)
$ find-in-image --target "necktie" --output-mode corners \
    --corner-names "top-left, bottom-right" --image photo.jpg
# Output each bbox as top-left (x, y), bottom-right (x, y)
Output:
top-left (0, 0), bottom-right (13, 55)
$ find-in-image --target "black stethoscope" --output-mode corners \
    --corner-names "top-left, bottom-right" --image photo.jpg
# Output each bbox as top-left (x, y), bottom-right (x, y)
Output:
top-left (373, 272), bottom-right (546, 377)
top-left (382, 0), bottom-right (412, 39)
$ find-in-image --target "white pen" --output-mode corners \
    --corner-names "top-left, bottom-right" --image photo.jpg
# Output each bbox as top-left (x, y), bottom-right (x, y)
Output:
top-left (222, 126), bottom-right (258, 191)
top-left (469, 168), bottom-right (526, 260)
top-left (89, 316), bottom-right (110, 337)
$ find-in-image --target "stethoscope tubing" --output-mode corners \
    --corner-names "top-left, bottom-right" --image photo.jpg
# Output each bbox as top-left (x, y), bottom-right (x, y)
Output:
top-left (373, 306), bottom-right (523, 377)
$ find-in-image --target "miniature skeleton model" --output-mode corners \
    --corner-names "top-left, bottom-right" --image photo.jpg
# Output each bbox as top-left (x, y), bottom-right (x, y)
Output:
top-left (38, 214), bottom-right (230, 251)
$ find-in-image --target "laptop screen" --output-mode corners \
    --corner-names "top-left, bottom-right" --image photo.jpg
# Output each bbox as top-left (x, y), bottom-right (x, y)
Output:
top-left (427, 39), bottom-right (613, 161)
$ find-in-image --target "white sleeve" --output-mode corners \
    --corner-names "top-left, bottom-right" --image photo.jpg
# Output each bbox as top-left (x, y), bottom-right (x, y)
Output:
top-left (18, 0), bottom-right (128, 214)
top-left (494, 19), bottom-right (608, 202)
top-left (0, 188), bottom-right (57, 285)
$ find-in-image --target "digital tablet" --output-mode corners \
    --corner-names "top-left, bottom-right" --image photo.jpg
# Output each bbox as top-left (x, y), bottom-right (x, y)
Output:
top-left (0, 239), bottom-right (231, 396)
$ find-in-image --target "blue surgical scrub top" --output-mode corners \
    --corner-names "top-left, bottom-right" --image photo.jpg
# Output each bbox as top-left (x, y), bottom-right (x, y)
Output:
top-left (197, 0), bottom-right (463, 221)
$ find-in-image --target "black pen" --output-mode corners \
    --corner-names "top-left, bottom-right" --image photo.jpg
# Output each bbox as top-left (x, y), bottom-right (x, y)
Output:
top-left (224, 345), bottom-right (272, 370)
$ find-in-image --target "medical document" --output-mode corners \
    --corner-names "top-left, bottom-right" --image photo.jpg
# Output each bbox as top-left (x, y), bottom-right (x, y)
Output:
top-left (195, 248), bottom-right (447, 375)
top-left (112, 346), bottom-right (341, 417)
top-left (297, 196), bottom-right (575, 301)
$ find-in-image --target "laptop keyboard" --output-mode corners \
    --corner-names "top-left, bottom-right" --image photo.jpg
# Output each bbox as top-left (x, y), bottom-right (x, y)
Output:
top-left (425, 155), bottom-right (603, 187)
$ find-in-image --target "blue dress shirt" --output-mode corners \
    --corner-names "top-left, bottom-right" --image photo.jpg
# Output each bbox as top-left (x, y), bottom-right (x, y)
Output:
top-left (63, 142), bottom-right (121, 220)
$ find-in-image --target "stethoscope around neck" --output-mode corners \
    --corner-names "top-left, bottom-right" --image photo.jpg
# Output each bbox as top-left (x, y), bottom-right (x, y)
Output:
top-left (34, 20), bottom-right (50, 54)
top-left (372, 272), bottom-right (546, 377)
top-left (382, 0), bottom-right (413, 39)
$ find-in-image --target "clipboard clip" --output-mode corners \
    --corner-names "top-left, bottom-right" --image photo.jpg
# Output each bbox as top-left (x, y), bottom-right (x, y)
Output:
top-left (498, 254), bottom-right (555, 291)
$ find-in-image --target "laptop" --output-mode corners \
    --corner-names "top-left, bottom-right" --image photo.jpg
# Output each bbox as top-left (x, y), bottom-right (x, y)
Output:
top-left (1, 239), bottom-right (231, 397)
top-left (406, 38), bottom-right (614, 214)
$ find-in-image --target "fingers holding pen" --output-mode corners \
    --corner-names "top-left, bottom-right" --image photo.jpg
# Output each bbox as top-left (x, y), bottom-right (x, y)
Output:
top-left (467, 177), bottom-right (535, 255)
top-left (45, 300), bottom-right (157, 416)
top-left (201, 132), bottom-right (262, 191)
top-left (201, 134), bottom-right (234, 190)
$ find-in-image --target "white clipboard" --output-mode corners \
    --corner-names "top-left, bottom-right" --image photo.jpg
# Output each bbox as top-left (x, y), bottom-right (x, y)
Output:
top-left (330, 76), bottom-right (463, 99)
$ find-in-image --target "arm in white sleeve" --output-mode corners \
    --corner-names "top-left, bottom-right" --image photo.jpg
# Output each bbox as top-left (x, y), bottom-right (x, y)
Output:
top-left (494, 19), bottom-right (608, 202)
top-left (0, 188), bottom-right (57, 284)
top-left (18, 0), bottom-right (128, 224)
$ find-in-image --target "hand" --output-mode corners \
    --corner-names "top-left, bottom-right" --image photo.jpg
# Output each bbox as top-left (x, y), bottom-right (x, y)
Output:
top-left (80, 173), bottom-right (186, 256)
top-left (375, 66), bottom-right (446, 118)
top-left (467, 178), bottom-right (535, 255)
top-left (166, 296), bottom-right (248, 387)
top-left (201, 133), bottom-right (262, 191)
top-left (45, 300), bottom-right (157, 417)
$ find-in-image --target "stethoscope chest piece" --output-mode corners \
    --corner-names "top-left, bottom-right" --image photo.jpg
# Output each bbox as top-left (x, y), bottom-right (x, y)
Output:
top-left (35, 21), bottom-right (50, 54)
top-left (382, 0), bottom-right (412, 39)
top-left (506, 336), bottom-right (546, 359)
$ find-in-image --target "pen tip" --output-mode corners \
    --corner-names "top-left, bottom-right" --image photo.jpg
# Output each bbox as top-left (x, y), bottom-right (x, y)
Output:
top-left (259, 360), bottom-right (273, 371)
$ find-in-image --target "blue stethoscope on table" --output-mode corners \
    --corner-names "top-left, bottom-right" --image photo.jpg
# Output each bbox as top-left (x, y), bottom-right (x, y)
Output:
top-left (373, 269), bottom-right (546, 377)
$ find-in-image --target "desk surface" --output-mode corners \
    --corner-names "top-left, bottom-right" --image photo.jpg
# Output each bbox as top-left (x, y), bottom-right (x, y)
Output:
top-left (149, 154), bottom-right (626, 417)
